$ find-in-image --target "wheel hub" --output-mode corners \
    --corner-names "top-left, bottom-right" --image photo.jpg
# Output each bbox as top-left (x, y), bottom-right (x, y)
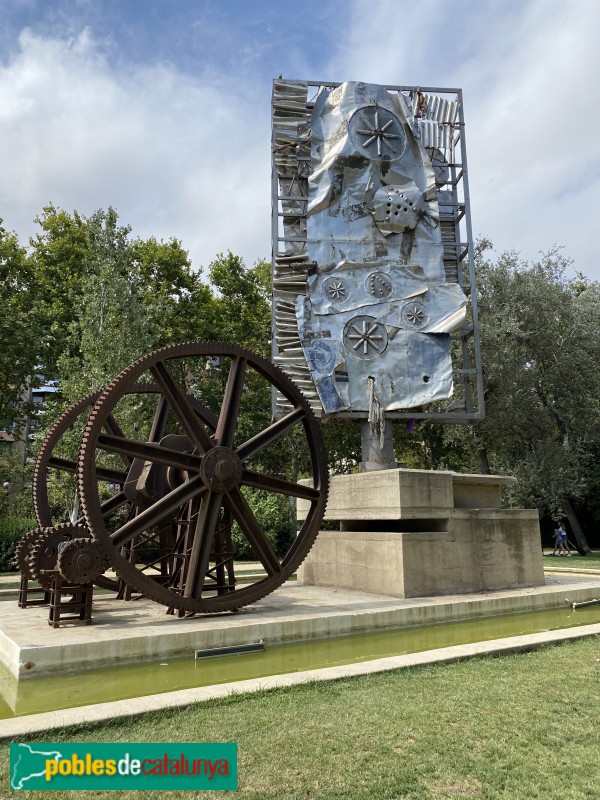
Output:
top-left (200, 446), bottom-right (243, 492)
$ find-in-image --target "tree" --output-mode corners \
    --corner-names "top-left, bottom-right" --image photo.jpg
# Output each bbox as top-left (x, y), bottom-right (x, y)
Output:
top-left (471, 245), bottom-right (600, 549)
top-left (55, 208), bottom-right (157, 403)
top-left (0, 220), bottom-right (40, 434)
top-left (208, 252), bottom-right (272, 358)
top-left (28, 205), bottom-right (91, 379)
top-left (130, 235), bottom-right (216, 346)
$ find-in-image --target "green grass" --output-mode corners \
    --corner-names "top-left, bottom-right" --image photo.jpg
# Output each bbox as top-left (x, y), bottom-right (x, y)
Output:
top-left (1, 637), bottom-right (599, 799)
top-left (543, 549), bottom-right (600, 569)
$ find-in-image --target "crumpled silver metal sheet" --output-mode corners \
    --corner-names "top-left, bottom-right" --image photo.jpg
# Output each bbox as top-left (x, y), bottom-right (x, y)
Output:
top-left (290, 81), bottom-right (467, 414)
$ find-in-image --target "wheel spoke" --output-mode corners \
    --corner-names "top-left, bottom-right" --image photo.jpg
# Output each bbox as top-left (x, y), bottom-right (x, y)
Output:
top-left (97, 434), bottom-right (202, 472)
top-left (236, 406), bottom-right (305, 462)
top-left (75, 490), bottom-right (129, 525)
top-left (110, 476), bottom-right (206, 547)
top-left (48, 456), bottom-right (128, 485)
top-left (188, 396), bottom-right (218, 432)
top-left (47, 456), bottom-right (78, 474)
top-left (184, 490), bottom-right (224, 598)
top-left (150, 361), bottom-right (214, 452)
top-left (240, 469), bottom-right (321, 501)
top-left (148, 396), bottom-right (170, 442)
top-left (225, 488), bottom-right (282, 576)
top-left (94, 465), bottom-right (130, 484)
top-left (104, 414), bottom-right (133, 468)
top-left (215, 356), bottom-right (246, 448)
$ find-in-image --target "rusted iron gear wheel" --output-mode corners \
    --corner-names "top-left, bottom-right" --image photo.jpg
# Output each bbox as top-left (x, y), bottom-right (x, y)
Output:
top-left (32, 391), bottom-right (101, 529)
top-left (13, 528), bottom-right (46, 577)
top-left (27, 523), bottom-right (87, 589)
top-left (33, 384), bottom-right (165, 529)
top-left (77, 341), bottom-right (329, 614)
top-left (31, 384), bottom-right (187, 594)
top-left (57, 537), bottom-right (111, 584)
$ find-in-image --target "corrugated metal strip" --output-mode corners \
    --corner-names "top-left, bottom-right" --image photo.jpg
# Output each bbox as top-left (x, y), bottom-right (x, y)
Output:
top-left (413, 119), bottom-right (453, 151)
top-left (423, 94), bottom-right (458, 125)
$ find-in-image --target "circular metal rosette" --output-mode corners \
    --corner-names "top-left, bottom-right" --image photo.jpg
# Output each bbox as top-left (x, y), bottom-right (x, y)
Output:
top-left (76, 342), bottom-right (329, 614)
top-left (343, 315), bottom-right (389, 360)
top-left (366, 271), bottom-right (393, 300)
top-left (348, 105), bottom-right (406, 161)
top-left (322, 276), bottom-right (350, 304)
top-left (401, 301), bottom-right (429, 329)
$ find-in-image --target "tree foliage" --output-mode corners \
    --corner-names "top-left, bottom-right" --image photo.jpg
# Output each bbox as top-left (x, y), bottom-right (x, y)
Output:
top-left (395, 244), bottom-right (600, 545)
top-left (473, 245), bottom-right (600, 545)
top-left (2, 205), bottom-right (600, 546)
top-left (0, 221), bottom-right (40, 432)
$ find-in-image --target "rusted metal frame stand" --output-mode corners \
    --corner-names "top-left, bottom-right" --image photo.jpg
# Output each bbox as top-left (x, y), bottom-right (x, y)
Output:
top-left (18, 574), bottom-right (51, 608)
top-left (46, 571), bottom-right (94, 628)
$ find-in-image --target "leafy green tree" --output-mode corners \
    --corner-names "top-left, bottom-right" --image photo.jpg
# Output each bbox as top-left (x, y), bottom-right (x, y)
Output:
top-left (28, 205), bottom-right (91, 378)
top-left (56, 208), bottom-right (156, 403)
top-left (0, 220), bottom-right (40, 434)
top-left (131, 235), bottom-right (215, 345)
top-left (208, 252), bottom-right (271, 357)
top-left (471, 245), bottom-right (600, 549)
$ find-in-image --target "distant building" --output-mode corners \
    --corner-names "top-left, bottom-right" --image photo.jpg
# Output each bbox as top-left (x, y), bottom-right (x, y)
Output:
top-left (0, 376), bottom-right (60, 466)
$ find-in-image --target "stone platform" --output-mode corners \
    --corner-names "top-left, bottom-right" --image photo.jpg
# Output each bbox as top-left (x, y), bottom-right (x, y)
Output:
top-left (2, 574), bottom-right (600, 681)
top-left (298, 469), bottom-right (544, 596)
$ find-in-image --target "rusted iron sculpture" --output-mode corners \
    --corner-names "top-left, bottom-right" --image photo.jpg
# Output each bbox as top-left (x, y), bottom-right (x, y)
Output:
top-left (15, 343), bottom-right (329, 616)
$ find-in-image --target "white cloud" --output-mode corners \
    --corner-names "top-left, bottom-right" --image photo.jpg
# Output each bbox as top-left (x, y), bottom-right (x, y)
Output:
top-left (0, 28), bottom-right (272, 272)
top-left (327, 0), bottom-right (600, 279)
top-left (1, 1), bottom-right (599, 284)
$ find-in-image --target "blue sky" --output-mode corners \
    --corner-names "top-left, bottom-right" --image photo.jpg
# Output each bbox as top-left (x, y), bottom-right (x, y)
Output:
top-left (1, 0), bottom-right (598, 280)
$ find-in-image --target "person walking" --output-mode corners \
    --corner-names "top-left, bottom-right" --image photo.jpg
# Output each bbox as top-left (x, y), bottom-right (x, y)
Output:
top-left (557, 523), bottom-right (571, 556)
top-left (552, 526), bottom-right (563, 555)
top-left (553, 524), bottom-right (571, 555)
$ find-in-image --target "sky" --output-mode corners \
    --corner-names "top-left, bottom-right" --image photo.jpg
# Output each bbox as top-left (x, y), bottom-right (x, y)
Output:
top-left (0, 0), bottom-right (598, 281)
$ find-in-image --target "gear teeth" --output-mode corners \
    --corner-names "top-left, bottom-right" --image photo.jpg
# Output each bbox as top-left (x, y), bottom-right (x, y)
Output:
top-left (57, 537), bottom-right (110, 583)
top-left (32, 390), bottom-right (103, 527)
top-left (13, 528), bottom-right (46, 577)
top-left (75, 341), bottom-right (329, 614)
top-left (27, 523), bottom-right (89, 590)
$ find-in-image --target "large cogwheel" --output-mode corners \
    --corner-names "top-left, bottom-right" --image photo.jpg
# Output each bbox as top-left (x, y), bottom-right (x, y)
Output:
top-left (77, 341), bottom-right (329, 614)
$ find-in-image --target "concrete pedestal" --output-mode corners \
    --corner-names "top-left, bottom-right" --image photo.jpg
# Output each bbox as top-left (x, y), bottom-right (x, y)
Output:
top-left (297, 469), bottom-right (544, 597)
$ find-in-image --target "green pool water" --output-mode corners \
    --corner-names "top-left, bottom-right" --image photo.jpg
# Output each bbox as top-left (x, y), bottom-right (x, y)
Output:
top-left (1, 604), bottom-right (599, 720)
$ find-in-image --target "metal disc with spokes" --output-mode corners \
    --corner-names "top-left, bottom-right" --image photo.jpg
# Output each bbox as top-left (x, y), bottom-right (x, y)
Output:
top-left (31, 385), bottom-right (178, 594)
top-left (77, 342), bottom-right (328, 613)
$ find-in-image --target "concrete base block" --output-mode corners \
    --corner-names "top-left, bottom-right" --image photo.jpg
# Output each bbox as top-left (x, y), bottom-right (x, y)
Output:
top-left (297, 469), bottom-right (544, 597)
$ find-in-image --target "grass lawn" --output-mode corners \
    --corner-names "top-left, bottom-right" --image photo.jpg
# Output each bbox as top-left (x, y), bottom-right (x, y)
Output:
top-left (543, 550), bottom-right (600, 569)
top-left (1, 637), bottom-right (599, 799)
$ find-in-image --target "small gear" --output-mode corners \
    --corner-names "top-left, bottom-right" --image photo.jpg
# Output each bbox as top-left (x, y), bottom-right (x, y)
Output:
top-left (13, 528), bottom-right (45, 578)
top-left (28, 523), bottom-right (89, 589)
top-left (57, 538), bottom-right (110, 584)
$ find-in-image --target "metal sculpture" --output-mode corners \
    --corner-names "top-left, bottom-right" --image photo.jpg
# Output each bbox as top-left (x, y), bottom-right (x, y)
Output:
top-left (16, 342), bottom-right (329, 616)
top-left (271, 80), bottom-right (483, 425)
